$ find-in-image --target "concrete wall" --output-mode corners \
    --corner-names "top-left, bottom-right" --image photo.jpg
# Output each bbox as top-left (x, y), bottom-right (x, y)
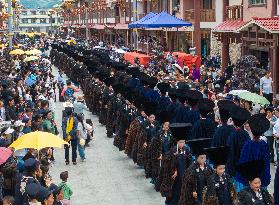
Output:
top-left (243, 0), bottom-right (273, 21)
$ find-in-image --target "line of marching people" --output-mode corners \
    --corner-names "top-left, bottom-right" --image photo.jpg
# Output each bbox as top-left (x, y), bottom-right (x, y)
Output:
top-left (50, 41), bottom-right (278, 205)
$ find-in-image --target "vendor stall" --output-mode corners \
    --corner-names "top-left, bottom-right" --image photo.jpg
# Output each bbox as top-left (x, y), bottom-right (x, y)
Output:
top-left (124, 52), bottom-right (151, 66)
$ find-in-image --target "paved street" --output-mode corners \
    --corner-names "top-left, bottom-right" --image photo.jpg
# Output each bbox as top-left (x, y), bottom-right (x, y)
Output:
top-left (49, 65), bottom-right (275, 205)
top-left (50, 66), bottom-right (165, 205)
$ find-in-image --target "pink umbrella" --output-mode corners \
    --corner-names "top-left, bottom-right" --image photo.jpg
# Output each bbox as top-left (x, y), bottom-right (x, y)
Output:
top-left (0, 147), bottom-right (13, 165)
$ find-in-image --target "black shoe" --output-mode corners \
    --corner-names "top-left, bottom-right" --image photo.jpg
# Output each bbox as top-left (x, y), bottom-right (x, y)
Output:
top-left (73, 162), bottom-right (77, 165)
top-left (66, 161), bottom-right (69, 165)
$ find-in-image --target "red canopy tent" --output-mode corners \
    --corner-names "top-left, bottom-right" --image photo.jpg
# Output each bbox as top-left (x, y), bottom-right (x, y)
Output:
top-left (124, 52), bottom-right (151, 66)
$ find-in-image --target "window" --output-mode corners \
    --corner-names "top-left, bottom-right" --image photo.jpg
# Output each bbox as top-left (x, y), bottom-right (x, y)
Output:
top-left (52, 18), bottom-right (55, 23)
top-left (21, 19), bottom-right (28, 23)
top-left (250, 0), bottom-right (267, 5)
top-left (21, 11), bottom-right (27, 15)
top-left (31, 18), bottom-right (37, 23)
top-left (40, 18), bottom-right (46, 23)
top-left (31, 11), bottom-right (36, 15)
top-left (40, 11), bottom-right (46, 15)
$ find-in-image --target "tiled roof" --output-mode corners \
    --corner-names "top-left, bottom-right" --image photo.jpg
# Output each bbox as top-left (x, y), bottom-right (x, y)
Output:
top-left (252, 17), bottom-right (279, 33)
top-left (213, 20), bottom-right (247, 32)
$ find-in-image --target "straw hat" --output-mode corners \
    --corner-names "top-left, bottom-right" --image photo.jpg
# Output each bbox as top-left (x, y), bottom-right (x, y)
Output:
top-left (63, 101), bottom-right (73, 108)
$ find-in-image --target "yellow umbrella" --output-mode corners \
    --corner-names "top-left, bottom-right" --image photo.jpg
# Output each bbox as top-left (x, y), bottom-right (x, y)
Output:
top-left (9, 49), bottom-right (25, 55)
top-left (24, 55), bottom-right (39, 62)
top-left (29, 49), bottom-right (42, 55)
top-left (9, 131), bottom-right (68, 150)
top-left (0, 44), bottom-right (6, 48)
top-left (27, 32), bottom-right (35, 38)
top-left (67, 39), bottom-right (77, 45)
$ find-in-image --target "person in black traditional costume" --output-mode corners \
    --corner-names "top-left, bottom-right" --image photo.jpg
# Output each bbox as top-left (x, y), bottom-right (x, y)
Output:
top-left (203, 146), bottom-right (237, 205)
top-left (226, 106), bottom-right (251, 184)
top-left (236, 114), bottom-right (271, 191)
top-left (178, 138), bottom-right (214, 205)
top-left (149, 111), bottom-right (173, 185)
top-left (166, 88), bottom-right (179, 123)
top-left (212, 100), bottom-right (235, 147)
top-left (191, 98), bottom-right (216, 140)
top-left (159, 123), bottom-right (193, 205)
top-left (156, 82), bottom-right (171, 119)
top-left (237, 160), bottom-right (273, 205)
top-left (184, 90), bottom-right (203, 125)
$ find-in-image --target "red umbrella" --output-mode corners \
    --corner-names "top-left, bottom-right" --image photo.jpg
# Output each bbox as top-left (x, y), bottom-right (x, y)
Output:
top-left (0, 147), bottom-right (13, 165)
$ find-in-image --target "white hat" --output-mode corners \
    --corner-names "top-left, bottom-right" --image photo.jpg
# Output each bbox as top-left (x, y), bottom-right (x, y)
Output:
top-left (63, 101), bottom-right (73, 108)
top-left (4, 127), bottom-right (14, 135)
top-left (14, 120), bottom-right (25, 127)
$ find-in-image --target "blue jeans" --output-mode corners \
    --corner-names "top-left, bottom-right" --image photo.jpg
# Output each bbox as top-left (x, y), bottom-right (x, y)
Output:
top-left (78, 143), bottom-right (85, 159)
top-left (64, 140), bottom-right (78, 163)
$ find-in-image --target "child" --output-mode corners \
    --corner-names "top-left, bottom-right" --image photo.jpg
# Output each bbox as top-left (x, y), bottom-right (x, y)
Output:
top-left (2, 196), bottom-right (15, 205)
top-left (58, 171), bottom-right (73, 205)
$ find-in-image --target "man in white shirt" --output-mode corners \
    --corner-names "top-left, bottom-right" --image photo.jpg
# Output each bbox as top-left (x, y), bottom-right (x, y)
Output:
top-left (260, 71), bottom-right (273, 105)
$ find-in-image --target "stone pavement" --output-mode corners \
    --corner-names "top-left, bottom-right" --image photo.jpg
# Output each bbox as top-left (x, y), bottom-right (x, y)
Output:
top-left (49, 65), bottom-right (275, 205)
top-left (50, 65), bottom-right (165, 205)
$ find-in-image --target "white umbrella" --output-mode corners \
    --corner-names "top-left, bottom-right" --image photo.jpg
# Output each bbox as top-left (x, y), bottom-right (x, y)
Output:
top-left (229, 90), bottom-right (250, 96)
top-left (173, 63), bottom-right (183, 73)
top-left (115, 49), bottom-right (126, 54)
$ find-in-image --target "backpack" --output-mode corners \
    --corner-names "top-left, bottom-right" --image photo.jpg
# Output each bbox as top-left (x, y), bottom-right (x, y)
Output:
top-left (64, 87), bottom-right (74, 100)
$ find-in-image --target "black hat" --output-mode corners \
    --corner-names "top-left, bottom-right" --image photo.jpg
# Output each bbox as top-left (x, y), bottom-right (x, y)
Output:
top-left (157, 111), bottom-right (171, 123)
top-left (217, 100), bottom-right (236, 123)
top-left (148, 77), bottom-right (158, 88)
top-left (38, 186), bottom-right (51, 203)
top-left (104, 77), bottom-right (115, 86)
top-left (176, 89), bottom-right (188, 103)
top-left (205, 146), bottom-right (230, 167)
top-left (248, 113), bottom-right (270, 137)
top-left (188, 138), bottom-right (212, 157)
top-left (198, 98), bottom-right (215, 117)
top-left (48, 183), bottom-right (61, 196)
top-left (186, 90), bottom-right (203, 107)
top-left (143, 100), bottom-right (158, 116)
top-left (24, 158), bottom-right (40, 171)
top-left (230, 106), bottom-right (251, 127)
top-left (157, 82), bottom-right (171, 93)
top-left (176, 82), bottom-right (190, 90)
top-left (169, 123), bottom-right (192, 141)
top-left (26, 183), bottom-right (41, 200)
top-left (168, 88), bottom-right (177, 100)
top-left (237, 160), bottom-right (265, 183)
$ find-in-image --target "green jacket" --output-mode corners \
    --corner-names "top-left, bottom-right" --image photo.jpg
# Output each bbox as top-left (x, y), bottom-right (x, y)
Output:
top-left (58, 181), bottom-right (73, 200)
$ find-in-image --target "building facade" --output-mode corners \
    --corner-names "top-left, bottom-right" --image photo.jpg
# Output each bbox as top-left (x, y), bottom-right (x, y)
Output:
top-left (213, 0), bottom-right (279, 94)
top-left (18, 9), bottom-right (61, 33)
top-left (61, 0), bottom-right (223, 57)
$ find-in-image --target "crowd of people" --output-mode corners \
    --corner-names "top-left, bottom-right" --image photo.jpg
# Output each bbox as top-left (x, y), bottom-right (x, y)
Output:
top-left (0, 36), bottom-right (79, 205)
top-left (0, 34), bottom-right (278, 205)
top-left (50, 38), bottom-right (278, 205)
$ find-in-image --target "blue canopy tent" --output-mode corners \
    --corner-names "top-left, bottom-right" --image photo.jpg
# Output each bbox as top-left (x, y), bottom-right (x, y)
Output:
top-left (128, 11), bottom-right (192, 53)
top-left (136, 11), bottom-right (192, 28)
top-left (128, 12), bottom-right (157, 29)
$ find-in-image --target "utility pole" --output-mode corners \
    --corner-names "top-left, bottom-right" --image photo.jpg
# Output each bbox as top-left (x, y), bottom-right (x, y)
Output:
top-left (8, 0), bottom-right (13, 49)
top-left (85, 1), bottom-right (89, 41)
top-left (132, 0), bottom-right (137, 50)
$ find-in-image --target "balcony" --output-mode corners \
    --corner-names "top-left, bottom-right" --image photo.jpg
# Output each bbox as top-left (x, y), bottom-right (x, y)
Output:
top-left (226, 5), bottom-right (243, 20)
top-left (184, 9), bottom-right (216, 22)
